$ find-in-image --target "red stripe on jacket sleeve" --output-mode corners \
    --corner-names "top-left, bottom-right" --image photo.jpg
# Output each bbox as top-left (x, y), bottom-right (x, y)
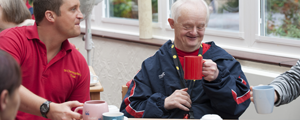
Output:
top-left (238, 76), bottom-right (247, 85)
top-left (123, 80), bottom-right (145, 117)
top-left (242, 80), bottom-right (247, 85)
top-left (125, 105), bottom-right (144, 118)
top-left (124, 80), bottom-right (136, 106)
top-left (231, 90), bottom-right (250, 104)
top-left (231, 76), bottom-right (250, 104)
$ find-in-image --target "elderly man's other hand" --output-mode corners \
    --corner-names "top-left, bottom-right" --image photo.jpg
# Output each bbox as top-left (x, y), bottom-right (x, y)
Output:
top-left (164, 88), bottom-right (191, 111)
top-left (202, 59), bottom-right (219, 82)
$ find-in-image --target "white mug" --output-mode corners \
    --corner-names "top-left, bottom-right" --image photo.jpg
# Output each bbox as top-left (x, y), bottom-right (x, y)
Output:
top-left (90, 71), bottom-right (99, 86)
top-left (90, 73), bottom-right (98, 81)
top-left (253, 85), bottom-right (274, 114)
top-left (201, 114), bottom-right (222, 120)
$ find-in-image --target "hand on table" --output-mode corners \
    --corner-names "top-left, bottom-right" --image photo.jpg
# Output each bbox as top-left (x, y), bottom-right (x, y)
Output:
top-left (47, 101), bottom-right (83, 120)
top-left (202, 59), bottom-right (219, 82)
top-left (164, 88), bottom-right (191, 111)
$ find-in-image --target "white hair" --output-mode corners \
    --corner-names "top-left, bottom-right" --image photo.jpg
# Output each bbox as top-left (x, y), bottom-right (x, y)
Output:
top-left (171, 0), bottom-right (209, 24)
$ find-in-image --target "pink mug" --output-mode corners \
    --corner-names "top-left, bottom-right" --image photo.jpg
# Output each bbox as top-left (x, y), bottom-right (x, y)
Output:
top-left (184, 56), bottom-right (205, 80)
top-left (75, 100), bottom-right (109, 120)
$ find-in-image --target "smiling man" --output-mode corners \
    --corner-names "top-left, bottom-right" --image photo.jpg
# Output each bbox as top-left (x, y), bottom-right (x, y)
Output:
top-left (120, 0), bottom-right (250, 119)
top-left (0, 0), bottom-right (90, 119)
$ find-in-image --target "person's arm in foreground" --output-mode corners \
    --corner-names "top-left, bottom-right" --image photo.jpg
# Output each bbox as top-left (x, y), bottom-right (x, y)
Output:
top-left (250, 60), bottom-right (300, 106)
top-left (269, 60), bottom-right (300, 106)
top-left (18, 86), bottom-right (83, 119)
top-left (202, 59), bottom-right (250, 119)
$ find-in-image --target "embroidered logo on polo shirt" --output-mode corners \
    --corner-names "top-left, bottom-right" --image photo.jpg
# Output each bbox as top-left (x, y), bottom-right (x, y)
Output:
top-left (64, 69), bottom-right (81, 78)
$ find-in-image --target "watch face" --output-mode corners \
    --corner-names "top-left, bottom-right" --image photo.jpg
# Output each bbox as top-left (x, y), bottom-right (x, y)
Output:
top-left (40, 101), bottom-right (51, 118)
top-left (41, 104), bottom-right (48, 113)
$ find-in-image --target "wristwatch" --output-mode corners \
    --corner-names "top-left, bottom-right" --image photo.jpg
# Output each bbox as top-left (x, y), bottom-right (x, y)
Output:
top-left (40, 101), bottom-right (52, 118)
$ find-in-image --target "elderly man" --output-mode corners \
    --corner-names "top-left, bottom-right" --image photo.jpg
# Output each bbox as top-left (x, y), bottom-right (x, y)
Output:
top-left (0, 0), bottom-right (90, 119)
top-left (120, 0), bottom-right (250, 119)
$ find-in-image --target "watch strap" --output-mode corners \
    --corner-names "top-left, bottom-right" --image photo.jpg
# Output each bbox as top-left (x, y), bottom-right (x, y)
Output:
top-left (40, 101), bottom-right (52, 118)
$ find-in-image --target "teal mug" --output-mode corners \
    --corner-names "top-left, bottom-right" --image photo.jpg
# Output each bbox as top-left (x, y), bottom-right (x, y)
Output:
top-left (102, 112), bottom-right (124, 120)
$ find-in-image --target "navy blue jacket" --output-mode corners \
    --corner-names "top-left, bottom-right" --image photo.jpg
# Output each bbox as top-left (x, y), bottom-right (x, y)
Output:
top-left (120, 40), bottom-right (250, 119)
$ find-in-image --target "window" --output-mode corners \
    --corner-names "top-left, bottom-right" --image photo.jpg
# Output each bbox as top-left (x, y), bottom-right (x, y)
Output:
top-left (169, 0), bottom-right (239, 31)
top-left (261, 0), bottom-right (300, 39)
top-left (105, 0), bottom-right (158, 22)
top-left (82, 0), bottom-right (300, 63)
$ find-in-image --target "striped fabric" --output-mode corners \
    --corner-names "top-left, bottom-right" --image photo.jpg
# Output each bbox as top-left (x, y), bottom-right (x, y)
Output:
top-left (269, 60), bottom-right (300, 106)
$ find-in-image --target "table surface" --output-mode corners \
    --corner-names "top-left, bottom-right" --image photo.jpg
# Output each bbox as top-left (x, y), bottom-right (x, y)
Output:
top-left (89, 66), bottom-right (103, 92)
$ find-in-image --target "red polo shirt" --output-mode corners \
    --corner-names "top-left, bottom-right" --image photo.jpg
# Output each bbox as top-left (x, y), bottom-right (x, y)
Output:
top-left (0, 25), bottom-right (90, 120)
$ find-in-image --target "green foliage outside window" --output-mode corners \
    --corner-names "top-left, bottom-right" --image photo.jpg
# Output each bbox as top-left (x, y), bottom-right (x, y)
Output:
top-left (109, 0), bottom-right (158, 22)
top-left (219, 0), bottom-right (239, 13)
top-left (28, 0), bottom-right (33, 5)
top-left (110, 0), bottom-right (135, 18)
top-left (152, 0), bottom-right (158, 13)
top-left (266, 0), bottom-right (300, 39)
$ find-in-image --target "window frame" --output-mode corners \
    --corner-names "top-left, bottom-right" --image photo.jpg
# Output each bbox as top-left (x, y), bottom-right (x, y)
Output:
top-left (80, 0), bottom-right (300, 64)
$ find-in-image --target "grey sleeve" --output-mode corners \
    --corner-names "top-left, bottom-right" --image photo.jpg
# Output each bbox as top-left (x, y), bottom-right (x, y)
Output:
top-left (269, 60), bottom-right (300, 107)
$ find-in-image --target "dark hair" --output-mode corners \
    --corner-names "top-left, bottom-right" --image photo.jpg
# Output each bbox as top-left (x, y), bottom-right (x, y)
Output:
top-left (0, 50), bottom-right (22, 95)
top-left (33, 0), bottom-right (63, 25)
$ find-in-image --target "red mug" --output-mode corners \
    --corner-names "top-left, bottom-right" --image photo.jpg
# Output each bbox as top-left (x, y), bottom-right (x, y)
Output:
top-left (184, 56), bottom-right (204, 80)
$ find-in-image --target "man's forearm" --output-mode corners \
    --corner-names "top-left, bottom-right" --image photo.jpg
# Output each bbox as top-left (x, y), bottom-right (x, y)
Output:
top-left (269, 60), bottom-right (300, 106)
top-left (18, 85), bottom-right (46, 117)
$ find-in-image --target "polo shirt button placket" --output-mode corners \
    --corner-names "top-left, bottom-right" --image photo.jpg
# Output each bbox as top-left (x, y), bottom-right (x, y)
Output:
top-left (42, 76), bottom-right (46, 81)
top-left (42, 51), bottom-right (47, 79)
top-left (42, 72), bottom-right (48, 81)
top-left (43, 51), bottom-right (48, 66)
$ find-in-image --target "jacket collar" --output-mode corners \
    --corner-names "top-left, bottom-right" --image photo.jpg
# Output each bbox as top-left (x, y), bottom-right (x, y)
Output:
top-left (162, 40), bottom-right (233, 61)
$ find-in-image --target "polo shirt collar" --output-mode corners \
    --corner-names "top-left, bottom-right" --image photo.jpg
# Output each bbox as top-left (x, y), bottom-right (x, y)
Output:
top-left (25, 23), bottom-right (73, 51)
top-left (26, 23), bottom-right (39, 40)
top-left (61, 40), bottom-right (73, 52)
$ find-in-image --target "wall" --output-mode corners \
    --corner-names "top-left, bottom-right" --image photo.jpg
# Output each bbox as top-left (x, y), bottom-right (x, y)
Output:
top-left (70, 35), bottom-right (159, 106)
top-left (69, 35), bottom-right (300, 119)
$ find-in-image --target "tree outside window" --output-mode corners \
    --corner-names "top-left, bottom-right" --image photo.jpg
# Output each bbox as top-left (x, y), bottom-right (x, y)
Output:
top-left (263, 0), bottom-right (300, 39)
top-left (108, 0), bottom-right (158, 22)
